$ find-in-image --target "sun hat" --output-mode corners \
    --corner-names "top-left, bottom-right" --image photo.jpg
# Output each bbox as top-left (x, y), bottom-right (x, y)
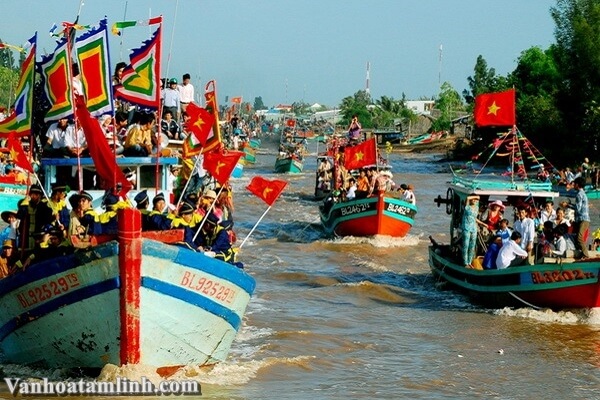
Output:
top-left (488, 199), bottom-right (505, 210)
top-left (203, 190), bottom-right (217, 200)
top-left (1, 210), bottom-right (17, 224)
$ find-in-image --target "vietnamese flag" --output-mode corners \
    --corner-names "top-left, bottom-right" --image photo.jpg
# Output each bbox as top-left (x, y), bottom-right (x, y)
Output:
top-left (344, 138), bottom-right (377, 170)
top-left (231, 96), bottom-right (242, 104)
top-left (474, 89), bottom-right (516, 127)
top-left (203, 149), bottom-right (244, 185)
top-left (185, 102), bottom-right (215, 147)
top-left (286, 119), bottom-right (296, 128)
top-left (247, 176), bottom-right (287, 206)
top-left (6, 132), bottom-right (33, 173)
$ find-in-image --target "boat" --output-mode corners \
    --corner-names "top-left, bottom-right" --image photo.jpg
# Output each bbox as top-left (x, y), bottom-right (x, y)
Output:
top-left (274, 154), bottom-right (303, 174)
top-left (429, 127), bottom-right (600, 310)
top-left (320, 191), bottom-right (417, 237)
top-left (318, 137), bottom-right (417, 237)
top-left (240, 143), bottom-right (256, 164)
top-left (0, 208), bottom-right (255, 370)
top-left (231, 161), bottom-right (244, 178)
top-left (0, 175), bottom-right (28, 211)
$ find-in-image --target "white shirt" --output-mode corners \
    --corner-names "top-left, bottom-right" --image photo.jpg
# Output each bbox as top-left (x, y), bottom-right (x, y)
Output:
top-left (46, 123), bottom-right (74, 149)
top-left (496, 240), bottom-right (528, 269)
top-left (346, 184), bottom-right (357, 200)
top-left (552, 236), bottom-right (576, 256)
top-left (178, 83), bottom-right (195, 103)
top-left (403, 190), bottom-right (416, 205)
top-left (540, 209), bottom-right (556, 224)
top-left (66, 127), bottom-right (87, 149)
top-left (514, 217), bottom-right (535, 249)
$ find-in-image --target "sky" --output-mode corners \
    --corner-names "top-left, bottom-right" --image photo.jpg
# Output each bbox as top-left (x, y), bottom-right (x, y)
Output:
top-left (2, 0), bottom-right (558, 108)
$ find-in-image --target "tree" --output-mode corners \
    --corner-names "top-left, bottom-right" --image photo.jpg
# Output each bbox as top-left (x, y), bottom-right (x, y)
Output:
top-left (463, 55), bottom-right (509, 105)
top-left (0, 39), bottom-right (16, 70)
top-left (253, 96), bottom-right (266, 111)
top-left (508, 46), bottom-right (565, 161)
top-left (0, 65), bottom-right (19, 109)
top-left (339, 90), bottom-right (372, 128)
top-left (551, 0), bottom-right (600, 159)
top-left (432, 82), bottom-right (465, 131)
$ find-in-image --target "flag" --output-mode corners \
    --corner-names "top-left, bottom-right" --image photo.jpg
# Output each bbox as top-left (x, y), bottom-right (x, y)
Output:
top-left (0, 34), bottom-right (36, 137)
top-left (203, 149), bottom-right (244, 185)
top-left (38, 38), bottom-right (73, 121)
top-left (0, 42), bottom-right (25, 52)
top-left (182, 102), bottom-right (216, 158)
top-left (344, 138), bottom-right (377, 170)
top-left (6, 132), bottom-right (33, 173)
top-left (246, 176), bottom-right (287, 206)
top-left (111, 16), bottom-right (162, 36)
top-left (74, 95), bottom-right (132, 195)
top-left (286, 119), bottom-right (296, 128)
top-left (201, 80), bottom-right (223, 154)
top-left (474, 88), bottom-right (516, 127)
top-left (114, 19), bottom-right (162, 110)
top-left (75, 18), bottom-right (113, 117)
top-left (231, 96), bottom-right (242, 104)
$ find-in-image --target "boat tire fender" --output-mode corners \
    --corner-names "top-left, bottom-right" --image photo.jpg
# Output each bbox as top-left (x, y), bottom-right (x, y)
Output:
top-left (445, 188), bottom-right (453, 215)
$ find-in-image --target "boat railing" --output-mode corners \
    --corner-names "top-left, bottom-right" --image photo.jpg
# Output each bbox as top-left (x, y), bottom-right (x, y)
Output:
top-left (451, 174), bottom-right (553, 192)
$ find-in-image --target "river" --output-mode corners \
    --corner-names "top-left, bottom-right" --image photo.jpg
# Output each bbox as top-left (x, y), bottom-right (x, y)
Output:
top-left (2, 140), bottom-right (600, 399)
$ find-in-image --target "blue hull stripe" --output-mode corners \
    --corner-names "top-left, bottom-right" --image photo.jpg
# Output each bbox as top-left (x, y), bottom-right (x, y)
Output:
top-left (0, 242), bottom-right (118, 296)
top-left (142, 277), bottom-right (241, 330)
top-left (0, 278), bottom-right (119, 341)
top-left (143, 241), bottom-right (256, 295)
top-left (382, 210), bottom-right (415, 225)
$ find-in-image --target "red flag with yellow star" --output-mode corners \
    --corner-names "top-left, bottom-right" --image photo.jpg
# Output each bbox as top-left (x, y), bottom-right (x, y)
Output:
top-left (246, 176), bottom-right (287, 206)
top-left (203, 149), bottom-right (244, 185)
top-left (474, 89), bottom-right (515, 127)
top-left (343, 138), bottom-right (377, 170)
top-left (6, 132), bottom-right (33, 173)
top-left (183, 101), bottom-right (216, 158)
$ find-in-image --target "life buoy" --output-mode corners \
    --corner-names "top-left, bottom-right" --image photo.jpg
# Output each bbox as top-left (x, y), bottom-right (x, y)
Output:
top-left (446, 188), bottom-right (454, 215)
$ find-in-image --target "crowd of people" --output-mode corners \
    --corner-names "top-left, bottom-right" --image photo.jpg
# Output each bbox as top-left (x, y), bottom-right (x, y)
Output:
top-left (461, 177), bottom-right (592, 270)
top-left (0, 177), bottom-right (241, 279)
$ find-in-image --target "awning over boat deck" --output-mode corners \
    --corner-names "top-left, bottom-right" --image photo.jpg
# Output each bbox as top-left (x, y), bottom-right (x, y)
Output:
top-left (40, 157), bottom-right (179, 167)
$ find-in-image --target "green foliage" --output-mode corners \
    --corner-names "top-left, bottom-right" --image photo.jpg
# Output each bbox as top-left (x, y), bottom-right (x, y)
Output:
top-left (0, 65), bottom-right (19, 109)
top-left (339, 90), bottom-right (372, 128)
top-left (253, 96), bottom-right (266, 110)
top-left (432, 82), bottom-right (465, 131)
top-left (551, 0), bottom-right (600, 159)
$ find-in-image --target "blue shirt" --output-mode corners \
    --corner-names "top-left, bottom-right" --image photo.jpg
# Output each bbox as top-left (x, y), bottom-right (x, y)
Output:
top-left (483, 242), bottom-right (502, 269)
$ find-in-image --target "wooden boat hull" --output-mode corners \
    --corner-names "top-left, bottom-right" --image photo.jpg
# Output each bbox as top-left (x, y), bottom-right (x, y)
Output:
top-left (0, 182), bottom-right (28, 211)
top-left (231, 162), bottom-right (244, 178)
top-left (428, 246), bottom-right (600, 309)
top-left (274, 157), bottom-right (303, 174)
top-left (0, 209), bottom-right (255, 369)
top-left (319, 193), bottom-right (417, 237)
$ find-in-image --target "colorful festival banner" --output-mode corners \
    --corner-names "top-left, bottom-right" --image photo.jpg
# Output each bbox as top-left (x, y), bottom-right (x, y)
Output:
top-left (201, 80), bottom-right (223, 154)
top-left (473, 89), bottom-right (516, 127)
top-left (38, 38), bottom-right (73, 121)
top-left (114, 18), bottom-right (162, 110)
top-left (111, 16), bottom-right (163, 36)
top-left (0, 34), bottom-right (36, 137)
top-left (75, 18), bottom-right (113, 117)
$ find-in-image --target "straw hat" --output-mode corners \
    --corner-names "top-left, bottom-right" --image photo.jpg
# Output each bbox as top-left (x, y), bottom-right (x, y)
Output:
top-left (1, 210), bottom-right (17, 224)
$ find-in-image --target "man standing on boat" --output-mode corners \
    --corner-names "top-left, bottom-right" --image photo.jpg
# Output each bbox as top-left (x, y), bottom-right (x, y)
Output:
top-left (514, 207), bottom-right (535, 264)
top-left (572, 177), bottom-right (590, 259)
top-left (162, 78), bottom-right (181, 121)
top-left (347, 115), bottom-right (362, 144)
top-left (178, 73), bottom-right (194, 115)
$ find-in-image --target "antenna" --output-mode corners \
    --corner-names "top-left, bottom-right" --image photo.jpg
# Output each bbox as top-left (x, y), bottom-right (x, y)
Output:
top-left (438, 44), bottom-right (443, 87)
top-left (365, 61), bottom-right (370, 95)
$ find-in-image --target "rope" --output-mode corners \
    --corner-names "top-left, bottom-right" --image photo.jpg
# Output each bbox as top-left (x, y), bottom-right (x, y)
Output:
top-left (508, 291), bottom-right (542, 310)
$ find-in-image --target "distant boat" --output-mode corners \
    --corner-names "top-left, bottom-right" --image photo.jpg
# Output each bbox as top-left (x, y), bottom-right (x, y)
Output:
top-left (274, 155), bottom-right (303, 174)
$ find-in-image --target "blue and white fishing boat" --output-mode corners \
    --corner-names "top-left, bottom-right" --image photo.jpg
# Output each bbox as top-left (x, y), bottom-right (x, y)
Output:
top-left (0, 208), bottom-right (255, 371)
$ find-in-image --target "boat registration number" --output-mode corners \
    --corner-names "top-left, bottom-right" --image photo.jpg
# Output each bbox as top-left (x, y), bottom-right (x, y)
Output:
top-left (180, 271), bottom-right (237, 304)
top-left (0, 187), bottom-right (26, 195)
top-left (530, 269), bottom-right (595, 284)
top-left (386, 203), bottom-right (412, 216)
top-left (15, 272), bottom-right (81, 309)
top-left (340, 203), bottom-right (370, 216)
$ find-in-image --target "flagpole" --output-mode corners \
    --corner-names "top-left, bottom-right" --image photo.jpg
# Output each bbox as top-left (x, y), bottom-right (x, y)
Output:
top-left (192, 185), bottom-right (225, 243)
top-left (175, 154), bottom-right (202, 210)
top-left (239, 206), bottom-right (272, 249)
